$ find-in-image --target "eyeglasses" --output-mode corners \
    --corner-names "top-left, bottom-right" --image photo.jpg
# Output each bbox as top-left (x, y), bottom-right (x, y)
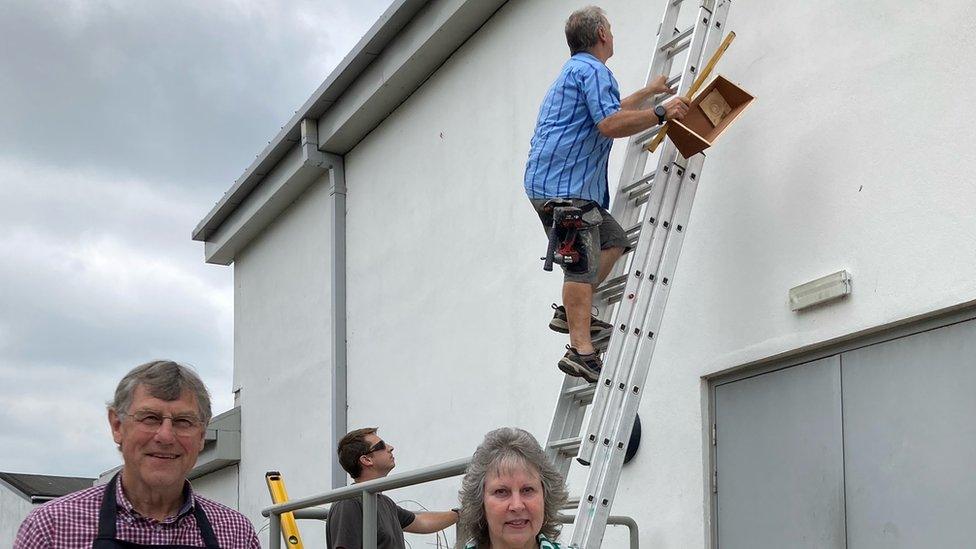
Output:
top-left (122, 411), bottom-right (203, 435)
top-left (364, 439), bottom-right (386, 455)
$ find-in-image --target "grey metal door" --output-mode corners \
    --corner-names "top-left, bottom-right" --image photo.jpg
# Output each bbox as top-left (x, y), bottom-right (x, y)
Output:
top-left (841, 319), bottom-right (976, 548)
top-left (714, 356), bottom-right (847, 549)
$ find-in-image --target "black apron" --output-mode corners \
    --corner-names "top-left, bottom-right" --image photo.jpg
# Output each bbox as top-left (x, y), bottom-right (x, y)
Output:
top-left (92, 473), bottom-right (220, 549)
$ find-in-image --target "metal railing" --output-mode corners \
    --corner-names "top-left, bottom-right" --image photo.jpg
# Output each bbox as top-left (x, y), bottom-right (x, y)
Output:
top-left (263, 458), bottom-right (470, 549)
top-left (261, 456), bottom-right (638, 549)
top-left (558, 515), bottom-right (639, 549)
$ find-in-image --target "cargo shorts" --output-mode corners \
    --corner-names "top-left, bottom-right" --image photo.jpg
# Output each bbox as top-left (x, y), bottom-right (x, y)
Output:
top-left (531, 198), bottom-right (631, 284)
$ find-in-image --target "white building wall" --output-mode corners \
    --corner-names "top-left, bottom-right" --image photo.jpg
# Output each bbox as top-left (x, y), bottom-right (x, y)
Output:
top-left (233, 176), bottom-right (335, 547)
top-left (340, 0), bottom-right (976, 546)
top-left (191, 465), bottom-right (240, 510)
top-left (228, 0), bottom-right (976, 547)
top-left (635, 2), bottom-right (976, 544)
top-left (1, 485), bottom-right (34, 548)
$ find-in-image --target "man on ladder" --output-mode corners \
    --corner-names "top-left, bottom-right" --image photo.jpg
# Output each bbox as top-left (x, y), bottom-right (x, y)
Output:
top-left (526, 6), bottom-right (688, 381)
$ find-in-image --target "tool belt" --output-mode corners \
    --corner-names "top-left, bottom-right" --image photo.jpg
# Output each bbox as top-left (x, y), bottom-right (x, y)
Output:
top-left (541, 200), bottom-right (603, 273)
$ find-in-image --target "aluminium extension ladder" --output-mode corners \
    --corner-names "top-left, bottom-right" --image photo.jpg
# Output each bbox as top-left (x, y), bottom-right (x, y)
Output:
top-left (543, 1), bottom-right (733, 547)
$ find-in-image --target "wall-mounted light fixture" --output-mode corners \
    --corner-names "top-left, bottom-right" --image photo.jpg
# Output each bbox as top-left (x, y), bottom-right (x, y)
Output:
top-left (789, 270), bottom-right (852, 311)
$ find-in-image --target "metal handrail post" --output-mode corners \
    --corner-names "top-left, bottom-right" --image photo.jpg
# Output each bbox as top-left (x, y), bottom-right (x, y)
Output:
top-left (261, 457), bottom-right (471, 548)
top-left (363, 491), bottom-right (378, 549)
top-left (269, 511), bottom-right (281, 549)
top-left (558, 514), bottom-right (639, 549)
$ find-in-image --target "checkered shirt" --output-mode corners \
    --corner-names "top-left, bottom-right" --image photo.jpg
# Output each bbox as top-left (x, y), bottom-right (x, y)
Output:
top-left (14, 478), bottom-right (261, 548)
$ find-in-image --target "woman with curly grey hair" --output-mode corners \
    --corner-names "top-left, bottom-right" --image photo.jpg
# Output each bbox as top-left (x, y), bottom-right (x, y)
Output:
top-left (458, 428), bottom-right (568, 549)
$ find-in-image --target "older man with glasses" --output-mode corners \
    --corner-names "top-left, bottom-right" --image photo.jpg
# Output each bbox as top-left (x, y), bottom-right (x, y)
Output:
top-left (15, 360), bottom-right (260, 548)
top-left (328, 427), bottom-right (459, 549)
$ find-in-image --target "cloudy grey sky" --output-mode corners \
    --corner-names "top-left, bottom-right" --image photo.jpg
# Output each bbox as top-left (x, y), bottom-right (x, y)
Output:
top-left (0, 0), bottom-right (391, 477)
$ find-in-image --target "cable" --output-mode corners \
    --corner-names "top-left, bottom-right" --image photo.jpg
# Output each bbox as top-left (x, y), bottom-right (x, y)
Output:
top-left (396, 498), bottom-right (453, 549)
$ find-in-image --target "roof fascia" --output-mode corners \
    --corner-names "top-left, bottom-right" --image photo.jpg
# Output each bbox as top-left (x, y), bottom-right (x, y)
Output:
top-left (0, 476), bottom-right (32, 502)
top-left (192, 0), bottom-right (427, 243)
top-left (202, 120), bottom-right (338, 265)
top-left (192, 0), bottom-right (508, 261)
top-left (316, 0), bottom-right (509, 152)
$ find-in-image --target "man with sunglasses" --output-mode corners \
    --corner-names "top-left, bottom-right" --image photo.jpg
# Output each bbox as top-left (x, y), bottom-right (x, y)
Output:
top-left (15, 360), bottom-right (260, 548)
top-left (328, 428), bottom-right (459, 549)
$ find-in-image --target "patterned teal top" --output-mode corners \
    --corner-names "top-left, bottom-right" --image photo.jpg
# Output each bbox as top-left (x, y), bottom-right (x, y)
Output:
top-left (463, 533), bottom-right (561, 548)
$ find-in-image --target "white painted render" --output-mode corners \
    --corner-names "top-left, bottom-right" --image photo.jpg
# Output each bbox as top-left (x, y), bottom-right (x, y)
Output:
top-left (1, 483), bottom-right (35, 548)
top-left (219, 0), bottom-right (976, 547)
top-left (233, 175), bottom-right (335, 547)
top-left (191, 465), bottom-right (240, 511)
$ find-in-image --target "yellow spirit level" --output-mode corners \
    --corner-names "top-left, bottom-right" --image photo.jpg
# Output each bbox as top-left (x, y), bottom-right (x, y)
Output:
top-left (265, 471), bottom-right (304, 548)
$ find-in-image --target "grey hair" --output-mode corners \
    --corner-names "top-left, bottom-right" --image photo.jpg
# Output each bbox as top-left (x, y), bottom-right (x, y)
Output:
top-left (458, 428), bottom-right (568, 545)
top-left (109, 360), bottom-right (212, 424)
top-left (565, 6), bottom-right (610, 55)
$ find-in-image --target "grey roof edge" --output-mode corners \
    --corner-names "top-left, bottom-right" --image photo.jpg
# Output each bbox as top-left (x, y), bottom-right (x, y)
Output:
top-left (192, 0), bottom-right (428, 242)
top-left (0, 472), bottom-right (95, 501)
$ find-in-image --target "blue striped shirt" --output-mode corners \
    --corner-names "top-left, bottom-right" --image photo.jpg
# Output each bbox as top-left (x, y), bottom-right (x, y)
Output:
top-left (524, 53), bottom-right (621, 209)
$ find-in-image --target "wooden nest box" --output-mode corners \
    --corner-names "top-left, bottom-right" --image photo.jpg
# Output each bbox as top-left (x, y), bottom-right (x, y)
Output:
top-left (669, 75), bottom-right (754, 158)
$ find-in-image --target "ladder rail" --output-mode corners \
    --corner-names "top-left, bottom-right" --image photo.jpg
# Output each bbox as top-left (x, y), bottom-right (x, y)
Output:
top-left (572, 155), bottom-right (705, 547)
top-left (544, 0), bottom-right (689, 478)
top-left (577, 154), bottom-right (685, 475)
top-left (610, 0), bottom-right (685, 231)
top-left (546, 376), bottom-right (592, 478)
top-left (580, 0), bottom-right (717, 466)
top-left (568, 2), bottom-right (733, 546)
top-left (539, 0), bottom-right (734, 546)
top-left (599, 0), bottom-right (710, 319)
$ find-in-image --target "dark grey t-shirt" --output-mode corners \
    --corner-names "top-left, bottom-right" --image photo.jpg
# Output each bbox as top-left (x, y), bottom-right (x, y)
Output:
top-left (327, 494), bottom-right (416, 549)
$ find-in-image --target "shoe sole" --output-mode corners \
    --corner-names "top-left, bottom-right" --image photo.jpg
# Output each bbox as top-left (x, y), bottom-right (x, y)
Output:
top-left (549, 319), bottom-right (614, 336)
top-left (557, 358), bottom-right (600, 383)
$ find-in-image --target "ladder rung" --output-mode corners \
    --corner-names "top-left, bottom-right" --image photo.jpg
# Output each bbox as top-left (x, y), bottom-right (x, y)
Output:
top-left (666, 37), bottom-right (692, 59)
top-left (606, 292), bottom-right (624, 305)
top-left (619, 172), bottom-right (655, 194)
top-left (595, 274), bottom-right (628, 298)
top-left (549, 437), bottom-right (582, 455)
top-left (629, 186), bottom-right (653, 203)
top-left (634, 128), bottom-right (659, 146)
top-left (562, 383), bottom-right (596, 404)
top-left (563, 496), bottom-right (580, 510)
top-left (659, 25), bottom-right (693, 53)
top-left (635, 192), bottom-right (651, 207)
top-left (645, 75), bottom-right (684, 113)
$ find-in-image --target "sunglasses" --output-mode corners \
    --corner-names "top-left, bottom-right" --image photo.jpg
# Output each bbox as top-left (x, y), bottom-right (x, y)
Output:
top-left (364, 439), bottom-right (386, 455)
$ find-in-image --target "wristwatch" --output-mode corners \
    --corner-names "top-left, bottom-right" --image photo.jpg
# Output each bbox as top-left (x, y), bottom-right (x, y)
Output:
top-left (654, 105), bottom-right (667, 125)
